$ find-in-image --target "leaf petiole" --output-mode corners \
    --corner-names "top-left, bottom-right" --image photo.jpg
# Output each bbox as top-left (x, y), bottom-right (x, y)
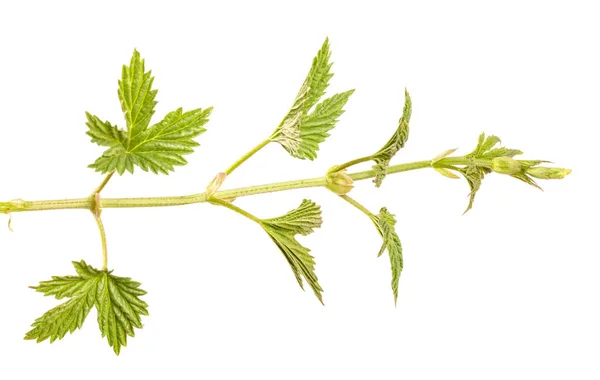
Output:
top-left (224, 138), bottom-right (271, 175)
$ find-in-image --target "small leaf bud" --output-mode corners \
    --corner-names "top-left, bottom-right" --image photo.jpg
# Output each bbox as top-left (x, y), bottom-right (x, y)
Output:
top-left (526, 167), bottom-right (572, 180)
top-left (326, 169), bottom-right (354, 195)
top-left (491, 157), bottom-right (522, 175)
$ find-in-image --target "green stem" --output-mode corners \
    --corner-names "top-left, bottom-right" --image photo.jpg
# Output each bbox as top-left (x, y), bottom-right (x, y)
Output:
top-left (92, 170), bottom-right (115, 195)
top-left (0, 156), bottom-right (476, 214)
top-left (208, 196), bottom-right (262, 223)
top-left (91, 171), bottom-right (114, 269)
top-left (338, 195), bottom-right (374, 218)
top-left (95, 215), bottom-right (109, 270)
top-left (224, 139), bottom-right (271, 175)
top-left (330, 155), bottom-right (374, 173)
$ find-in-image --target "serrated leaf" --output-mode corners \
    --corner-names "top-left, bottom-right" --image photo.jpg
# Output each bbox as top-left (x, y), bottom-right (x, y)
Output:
top-left (25, 261), bottom-right (102, 344)
top-left (260, 200), bottom-right (324, 303)
top-left (271, 38), bottom-right (352, 160)
top-left (87, 50), bottom-right (212, 175)
top-left (89, 107), bottom-right (212, 175)
top-left (371, 207), bottom-right (403, 304)
top-left (119, 49), bottom-right (158, 140)
top-left (480, 147), bottom-right (523, 159)
top-left (296, 90), bottom-right (354, 160)
top-left (85, 113), bottom-right (128, 148)
top-left (458, 164), bottom-right (486, 213)
top-left (96, 271), bottom-right (149, 355)
top-left (468, 133), bottom-right (500, 158)
top-left (25, 260), bottom-right (148, 355)
top-left (372, 89), bottom-right (412, 187)
top-left (302, 38), bottom-right (333, 113)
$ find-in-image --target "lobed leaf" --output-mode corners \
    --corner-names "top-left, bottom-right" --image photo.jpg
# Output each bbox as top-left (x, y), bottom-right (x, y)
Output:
top-left (88, 107), bottom-right (212, 175)
top-left (25, 261), bottom-right (101, 344)
top-left (271, 38), bottom-right (353, 160)
top-left (25, 261), bottom-right (148, 355)
top-left (87, 50), bottom-right (211, 175)
top-left (260, 200), bottom-right (324, 303)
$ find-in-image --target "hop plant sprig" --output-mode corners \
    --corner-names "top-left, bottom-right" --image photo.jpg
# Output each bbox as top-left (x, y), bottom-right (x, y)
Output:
top-left (0, 39), bottom-right (570, 354)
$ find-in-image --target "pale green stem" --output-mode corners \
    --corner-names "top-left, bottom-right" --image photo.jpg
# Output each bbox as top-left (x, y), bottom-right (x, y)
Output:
top-left (95, 214), bottom-right (109, 270)
top-left (92, 170), bottom-right (115, 195)
top-left (0, 156), bottom-right (476, 214)
top-left (338, 195), bottom-right (374, 218)
top-left (224, 139), bottom-right (271, 175)
top-left (329, 155), bottom-right (374, 173)
top-left (91, 171), bottom-right (114, 270)
top-left (208, 196), bottom-right (262, 224)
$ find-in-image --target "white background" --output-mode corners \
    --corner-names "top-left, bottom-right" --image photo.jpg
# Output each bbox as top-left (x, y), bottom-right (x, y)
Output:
top-left (0, 1), bottom-right (597, 379)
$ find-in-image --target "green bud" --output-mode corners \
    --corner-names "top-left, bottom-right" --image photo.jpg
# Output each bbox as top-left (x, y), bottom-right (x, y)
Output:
top-left (526, 167), bottom-right (572, 180)
top-left (491, 157), bottom-right (522, 175)
top-left (326, 169), bottom-right (354, 195)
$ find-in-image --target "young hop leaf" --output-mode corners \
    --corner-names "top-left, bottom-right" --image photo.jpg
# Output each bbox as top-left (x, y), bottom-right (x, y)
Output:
top-left (270, 38), bottom-right (354, 160)
top-left (87, 50), bottom-right (212, 175)
top-left (370, 208), bottom-right (403, 303)
top-left (24, 261), bottom-right (102, 344)
top-left (458, 163), bottom-right (487, 214)
top-left (371, 89), bottom-right (412, 187)
top-left (466, 133), bottom-right (523, 160)
top-left (260, 200), bottom-right (324, 303)
top-left (25, 260), bottom-right (148, 355)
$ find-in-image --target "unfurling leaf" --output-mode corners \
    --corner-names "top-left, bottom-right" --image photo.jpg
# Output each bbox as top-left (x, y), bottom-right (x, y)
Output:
top-left (370, 207), bottom-right (403, 304)
top-left (460, 133), bottom-right (524, 213)
top-left (87, 50), bottom-right (212, 175)
top-left (260, 200), bottom-right (324, 303)
top-left (271, 38), bottom-right (353, 160)
top-left (372, 89), bottom-right (412, 187)
top-left (435, 167), bottom-right (460, 179)
top-left (458, 164), bottom-right (486, 214)
top-left (431, 148), bottom-right (458, 164)
top-left (25, 261), bottom-right (148, 355)
top-left (467, 133), bottom-right (522, 160)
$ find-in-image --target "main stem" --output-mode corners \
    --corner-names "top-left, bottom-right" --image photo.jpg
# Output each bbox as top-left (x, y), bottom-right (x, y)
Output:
top-left (1, 157), bottom-right (469, 214)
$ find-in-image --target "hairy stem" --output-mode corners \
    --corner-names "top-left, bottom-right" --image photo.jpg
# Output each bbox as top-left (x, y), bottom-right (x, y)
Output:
top-left (1, 156), bottom-right (474, 214)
